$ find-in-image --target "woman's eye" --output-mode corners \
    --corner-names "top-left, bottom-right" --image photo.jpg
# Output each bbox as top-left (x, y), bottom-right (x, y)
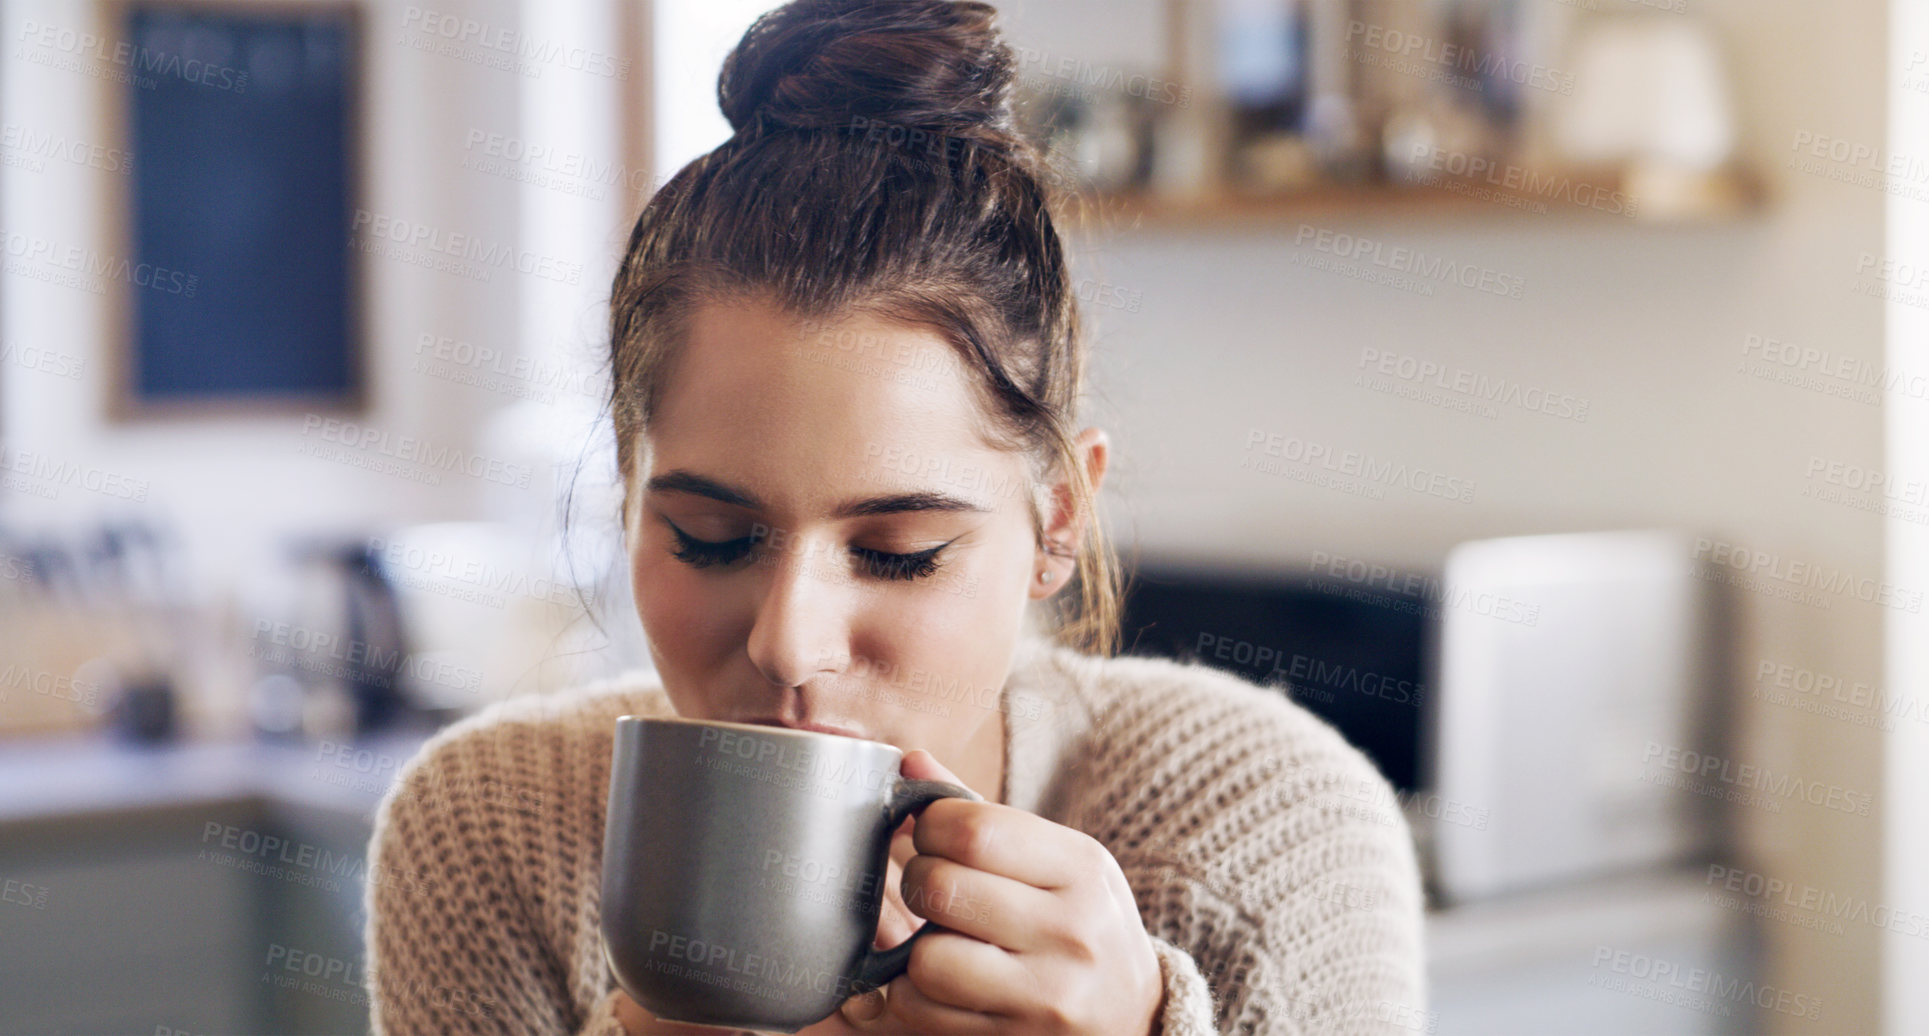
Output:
top-left (666, 519), bottom-right (948, 581)
top-left (852, 545), bottom-right (944, 581)
top-left (666, 523), bottom-right (759, 568)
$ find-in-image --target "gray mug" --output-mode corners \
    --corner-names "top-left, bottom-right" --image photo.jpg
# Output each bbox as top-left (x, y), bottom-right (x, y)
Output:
top-left (600, 716), bottom-right (980, 1033)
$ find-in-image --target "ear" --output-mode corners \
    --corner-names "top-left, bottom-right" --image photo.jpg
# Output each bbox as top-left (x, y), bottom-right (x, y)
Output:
top-left (1029, 427), bottom-right (1110, 600)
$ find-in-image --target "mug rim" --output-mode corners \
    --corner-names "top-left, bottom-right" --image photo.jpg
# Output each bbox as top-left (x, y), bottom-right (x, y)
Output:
top-left (616, 713), bottom-right (904, 755)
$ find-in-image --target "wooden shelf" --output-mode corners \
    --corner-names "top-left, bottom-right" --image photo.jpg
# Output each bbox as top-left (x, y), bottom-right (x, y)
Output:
top-left (1041, 0), bottom-right (1769, 235)
top-left (1066, 167), bottom-right (1765, 234)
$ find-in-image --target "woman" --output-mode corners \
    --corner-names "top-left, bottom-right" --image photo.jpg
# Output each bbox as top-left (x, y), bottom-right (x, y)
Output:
top-left (364, 1), bottom-right (1424, 1033)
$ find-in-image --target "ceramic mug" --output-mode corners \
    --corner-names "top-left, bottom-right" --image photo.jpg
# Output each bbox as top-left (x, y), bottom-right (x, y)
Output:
top-left (600, 715), bottom-right (980, 1032)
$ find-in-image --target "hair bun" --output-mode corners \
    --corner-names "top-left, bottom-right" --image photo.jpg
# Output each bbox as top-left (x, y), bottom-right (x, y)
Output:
top-left (718, 0), bottom-right (1019, 153)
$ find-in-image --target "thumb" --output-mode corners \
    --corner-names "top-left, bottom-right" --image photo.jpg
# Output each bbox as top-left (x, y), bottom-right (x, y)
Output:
top-left (899, 748), bottom-right (975, 797)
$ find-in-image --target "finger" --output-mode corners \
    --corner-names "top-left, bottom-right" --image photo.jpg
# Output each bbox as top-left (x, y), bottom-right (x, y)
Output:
top-left (852, 972), bottom-right (1005, 1035)
top-left (893, 926), bottom-right (1034, 1016)
top-left (899, 851), bottom-right (1057, 952)
top-left (910, 797), bottom-right (1104, 891)
top-left (874, 820), bottom-right (924, 949)
top-left (874, 879), bottom-right (921, 949)
top-left (889, 812), bottom-right (917, 863)
top-left (838, 986), bottom-right (888, 1028)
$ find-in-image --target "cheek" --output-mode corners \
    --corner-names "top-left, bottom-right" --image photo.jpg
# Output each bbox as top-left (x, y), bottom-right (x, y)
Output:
top-left (881, 545), bottom-right (1020, 636)
top-left (632, 551), bottom-right (736, 664)
top-left (861, 534), bottom-right (1031, 674)
top-left (964, 522), bottom-right (1039, 613)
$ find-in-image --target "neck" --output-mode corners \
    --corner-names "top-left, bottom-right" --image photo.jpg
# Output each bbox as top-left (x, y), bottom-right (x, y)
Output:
top-left (957, 703), bottom-right (1007, 805)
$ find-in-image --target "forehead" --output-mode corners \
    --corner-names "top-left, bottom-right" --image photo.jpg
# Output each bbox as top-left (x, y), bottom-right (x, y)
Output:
top-left (644, 298), bottom-right (1018, 509)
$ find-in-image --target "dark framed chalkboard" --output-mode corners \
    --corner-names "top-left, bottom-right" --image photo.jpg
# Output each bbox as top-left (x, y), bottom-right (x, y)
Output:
top-left (113, 1), bottom-right (364, 418)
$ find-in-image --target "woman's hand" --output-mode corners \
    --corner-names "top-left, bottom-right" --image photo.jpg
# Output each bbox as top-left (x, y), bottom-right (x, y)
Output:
top-left (806, 749), bottom-right (1166, 1036)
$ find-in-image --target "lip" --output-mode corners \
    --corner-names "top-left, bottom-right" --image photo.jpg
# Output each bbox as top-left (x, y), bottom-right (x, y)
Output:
top-left (742, 716), bottom-right (871, 740)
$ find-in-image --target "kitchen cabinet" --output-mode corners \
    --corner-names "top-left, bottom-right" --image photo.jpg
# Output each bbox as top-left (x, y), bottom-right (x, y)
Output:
top-left (0, 731), bottom-right (426, 1035)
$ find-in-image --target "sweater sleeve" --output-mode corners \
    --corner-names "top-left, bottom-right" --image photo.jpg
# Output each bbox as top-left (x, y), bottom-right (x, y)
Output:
top-left (1159, 756), bottom-right (1429, 1036)
top-left (1129, 813), bottom-right (1426, 1036)
top-left (1087, 665), bottom-right (1429, 1036)
top-left (1260, 753), bottom-right (1429, 1036)
top-left (365, 726), bottom-right (613, 1036)
top-left (579, 990), bottom-right (631, 1035)
top-left (1148, 934), bottom-right (1221, 1035)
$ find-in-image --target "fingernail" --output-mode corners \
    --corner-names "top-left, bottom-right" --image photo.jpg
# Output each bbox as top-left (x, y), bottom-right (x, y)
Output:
top-left (841, 988), bottom-right (886, 1023)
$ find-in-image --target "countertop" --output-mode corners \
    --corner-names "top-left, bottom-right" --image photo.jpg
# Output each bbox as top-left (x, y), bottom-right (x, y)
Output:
top-left (0, 723), bottom-right (439, 826)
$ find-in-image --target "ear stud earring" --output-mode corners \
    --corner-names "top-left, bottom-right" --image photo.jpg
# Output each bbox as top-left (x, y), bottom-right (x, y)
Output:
top-left (1038, 569), bottom-right (1053, 583)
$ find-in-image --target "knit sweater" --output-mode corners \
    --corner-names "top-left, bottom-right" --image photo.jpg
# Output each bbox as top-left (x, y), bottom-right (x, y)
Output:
top-left (363, 633), bottom-right (1427, 1035)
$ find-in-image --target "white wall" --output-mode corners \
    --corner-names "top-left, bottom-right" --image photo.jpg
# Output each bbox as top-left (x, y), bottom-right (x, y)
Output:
top-left (997, 1), bottom-right (1891, 1032)
top-left (0, 0), bottom-right (1903, 1028)
top-left (652, 0), bottom-right (777, 174)
top-left (0, 0), bottom-right (644, 712)
top-left (1884, 1), bottom-right (1929, 1032)
top-left (2, 0), bottom-right (524, 587)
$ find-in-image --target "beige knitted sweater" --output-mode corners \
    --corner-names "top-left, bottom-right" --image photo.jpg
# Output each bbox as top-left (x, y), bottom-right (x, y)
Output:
top-left (364, 633), bottom-right (1427, 1035)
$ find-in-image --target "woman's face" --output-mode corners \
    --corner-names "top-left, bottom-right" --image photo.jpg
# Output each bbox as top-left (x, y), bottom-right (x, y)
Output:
top-left (624, 297), bottom-right (1073, 782)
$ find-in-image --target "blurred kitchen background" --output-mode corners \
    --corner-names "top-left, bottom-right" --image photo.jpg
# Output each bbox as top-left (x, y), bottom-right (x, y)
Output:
top-left (3, 0), bottom-right (1926, 1033)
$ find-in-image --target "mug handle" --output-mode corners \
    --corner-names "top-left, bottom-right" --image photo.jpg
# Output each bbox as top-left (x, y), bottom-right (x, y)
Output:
top-left (849, 776), bottom-right (981, 994)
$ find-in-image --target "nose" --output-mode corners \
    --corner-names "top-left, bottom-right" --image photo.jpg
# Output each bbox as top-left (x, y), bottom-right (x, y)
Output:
top-left (745, 535), bottom-right (852, 690)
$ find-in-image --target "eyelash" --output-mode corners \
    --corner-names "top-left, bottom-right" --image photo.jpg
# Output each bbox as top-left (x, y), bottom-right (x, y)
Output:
top-left (665, 523), bottom-right (947, 581)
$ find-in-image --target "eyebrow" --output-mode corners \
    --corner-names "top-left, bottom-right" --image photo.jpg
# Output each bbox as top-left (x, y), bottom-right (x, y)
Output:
top-left (644, 469), bottom-right (992, 519)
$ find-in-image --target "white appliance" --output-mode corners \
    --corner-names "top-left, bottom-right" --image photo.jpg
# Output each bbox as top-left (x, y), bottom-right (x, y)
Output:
top-left (1428, 530), bottom-right (1726, 904)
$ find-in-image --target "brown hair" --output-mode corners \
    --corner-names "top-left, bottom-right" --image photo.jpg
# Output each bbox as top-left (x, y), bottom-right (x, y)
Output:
top-left (606, 0), bottom-right (1121, 656)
